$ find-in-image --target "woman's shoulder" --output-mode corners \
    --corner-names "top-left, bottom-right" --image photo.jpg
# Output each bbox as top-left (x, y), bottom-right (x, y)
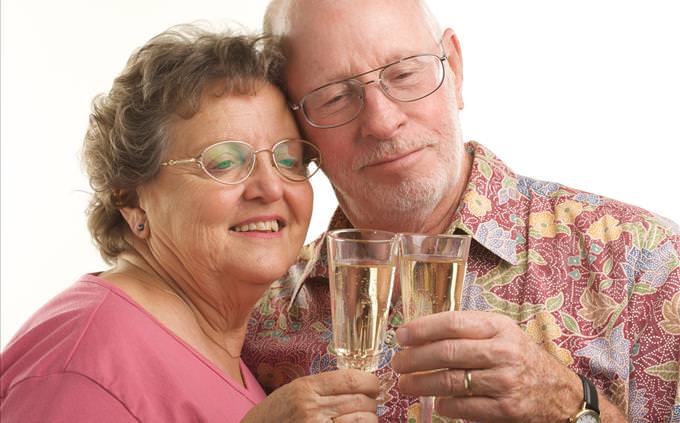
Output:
top-left (0, 275), bottom-right (159, 394)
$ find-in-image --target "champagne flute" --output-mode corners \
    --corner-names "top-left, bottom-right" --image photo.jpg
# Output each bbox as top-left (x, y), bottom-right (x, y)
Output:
top-left (327, 229), bottom-right (398, 372)
top-left (398, 233), bottom-right (472, 423)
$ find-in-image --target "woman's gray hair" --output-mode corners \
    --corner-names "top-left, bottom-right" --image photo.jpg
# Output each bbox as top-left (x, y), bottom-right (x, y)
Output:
top-left (83, 24), bottom-right (283, 263)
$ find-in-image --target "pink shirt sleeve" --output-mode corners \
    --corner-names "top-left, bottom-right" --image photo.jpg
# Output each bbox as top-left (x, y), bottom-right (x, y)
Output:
top-left (1, 372), bottom-right (139, 423)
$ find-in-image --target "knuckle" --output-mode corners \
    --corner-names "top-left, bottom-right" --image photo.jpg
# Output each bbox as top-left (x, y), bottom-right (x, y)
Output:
top-left (291, 378), bottom-right (315, 399)
top-left (344, 369), bottom-right (362, 391)
top-left (491, 339), bottom-right (515, 359)
top-left (441, 369), bottom-right (459, 394)
top-left (498, 397), bottom-right (517, 418)
top-left (440, 339), bottom-right (458, 363)
top-left (494, 371), bottom-right (514, 392)
top-left (444, 312), bottom-right (464, 334)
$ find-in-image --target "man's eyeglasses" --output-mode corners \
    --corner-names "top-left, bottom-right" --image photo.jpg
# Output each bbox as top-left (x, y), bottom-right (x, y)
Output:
top-left (160, 139), bottom-right (321, 185)
top-left (290, 50), bottom-right (448, 129)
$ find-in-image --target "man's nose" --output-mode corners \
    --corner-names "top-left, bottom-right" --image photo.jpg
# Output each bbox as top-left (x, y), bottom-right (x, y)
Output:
top-left (358, 82), bottom-right (406, 140)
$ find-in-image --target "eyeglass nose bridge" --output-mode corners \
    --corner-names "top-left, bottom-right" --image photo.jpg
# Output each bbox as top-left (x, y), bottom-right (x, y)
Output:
top-left (239, 147), bottom-right (283, 181)
top-left (351, 66), bottom-right (394, 101)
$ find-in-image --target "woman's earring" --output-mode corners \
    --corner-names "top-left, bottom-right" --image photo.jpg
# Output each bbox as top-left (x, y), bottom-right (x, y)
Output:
top-left (137, 223), bottom-right (145, 231)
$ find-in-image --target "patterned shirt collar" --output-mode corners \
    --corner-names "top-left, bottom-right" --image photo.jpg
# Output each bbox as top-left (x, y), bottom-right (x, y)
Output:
top-left (286, 141), bottom-right (529, 307)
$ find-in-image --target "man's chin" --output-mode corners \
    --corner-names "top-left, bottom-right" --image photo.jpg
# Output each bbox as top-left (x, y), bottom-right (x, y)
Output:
top-left (345, 180), bottom-right (441, 223)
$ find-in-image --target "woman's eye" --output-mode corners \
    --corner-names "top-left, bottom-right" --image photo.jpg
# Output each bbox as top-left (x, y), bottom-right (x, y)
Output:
top-left (278, 158), bottom-right (298, 168)
top-left (214, 160), bottom-right (233, 170)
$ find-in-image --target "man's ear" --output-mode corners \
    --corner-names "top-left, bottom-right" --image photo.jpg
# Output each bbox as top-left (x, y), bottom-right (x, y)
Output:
top-left (442, 28), bottom-right (464, 110)
top-left (120, 206), bottom-right (149, 239)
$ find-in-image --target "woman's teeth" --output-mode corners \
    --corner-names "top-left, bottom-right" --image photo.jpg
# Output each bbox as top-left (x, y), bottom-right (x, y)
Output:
top-left (232, 220), bottom-right (280, 232)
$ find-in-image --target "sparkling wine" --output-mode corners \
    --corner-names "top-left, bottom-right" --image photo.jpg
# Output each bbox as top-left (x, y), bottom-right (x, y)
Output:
top-left (400, 254), bottom-right (467, 322)
top-left (330, 260), bottom-right (395, 371)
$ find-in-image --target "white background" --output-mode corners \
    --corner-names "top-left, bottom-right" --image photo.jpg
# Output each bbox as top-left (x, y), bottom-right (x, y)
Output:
top-left (2, 1), bottom-right (679, 348)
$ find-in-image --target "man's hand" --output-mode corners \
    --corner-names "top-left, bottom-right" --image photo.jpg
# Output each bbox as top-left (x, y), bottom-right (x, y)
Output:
top-left (242, 369), bottom-right (379, 422)
top-left (391, 310), bottom-right (585, 422)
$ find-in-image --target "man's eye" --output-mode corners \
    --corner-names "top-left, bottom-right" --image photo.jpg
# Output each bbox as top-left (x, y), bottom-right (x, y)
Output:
top-left (393, 71), bottom-right (416, 81)
top-left (322, 92), bottom-right (352, 109)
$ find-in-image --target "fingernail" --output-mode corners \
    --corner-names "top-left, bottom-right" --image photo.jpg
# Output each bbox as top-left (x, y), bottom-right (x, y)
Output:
top-left (396, 327), bottom-right (409, 345)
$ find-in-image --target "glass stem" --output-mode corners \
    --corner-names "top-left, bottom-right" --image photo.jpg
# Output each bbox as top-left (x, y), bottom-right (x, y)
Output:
top-left (420, 395), bottom-right (434, 423)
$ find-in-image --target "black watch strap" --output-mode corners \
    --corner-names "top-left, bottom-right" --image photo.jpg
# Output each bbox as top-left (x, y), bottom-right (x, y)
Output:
top-left (578, 374), bottom-right (600, 414)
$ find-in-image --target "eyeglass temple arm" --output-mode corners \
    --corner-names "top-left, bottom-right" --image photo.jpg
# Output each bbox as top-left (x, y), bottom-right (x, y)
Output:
top-left (160, 158), bottom-right (199, 166)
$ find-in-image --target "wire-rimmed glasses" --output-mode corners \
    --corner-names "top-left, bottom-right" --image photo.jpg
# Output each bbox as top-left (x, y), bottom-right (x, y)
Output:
top-left (160, 138), bottom-right (321, 185)
top-left (290, 51), bottom-right (448, 129)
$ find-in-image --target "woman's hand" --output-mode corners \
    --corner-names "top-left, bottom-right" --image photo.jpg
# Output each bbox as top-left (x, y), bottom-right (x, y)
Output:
top-left (242, 369), bottom-right (380, 422)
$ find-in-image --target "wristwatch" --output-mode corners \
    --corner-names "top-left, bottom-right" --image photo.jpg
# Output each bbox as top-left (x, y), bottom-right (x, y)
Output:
top-left (569, 374), bottom-right (601, 423)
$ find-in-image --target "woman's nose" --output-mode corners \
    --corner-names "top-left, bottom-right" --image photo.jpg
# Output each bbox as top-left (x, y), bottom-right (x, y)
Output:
top-left (241, 152), bottom-right (284, 203)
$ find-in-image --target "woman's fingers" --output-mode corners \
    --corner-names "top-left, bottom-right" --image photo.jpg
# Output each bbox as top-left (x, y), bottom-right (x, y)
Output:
top-left (322, 393), bottom-right (379, 417)
top-left (310, 369), bottom-right (380, 398)
top-left (332, 411), bottom-right (379, 423)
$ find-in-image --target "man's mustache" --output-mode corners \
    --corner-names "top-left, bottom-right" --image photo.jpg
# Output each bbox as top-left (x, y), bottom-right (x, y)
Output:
top-left (352, 137), bottom-right (438, 170)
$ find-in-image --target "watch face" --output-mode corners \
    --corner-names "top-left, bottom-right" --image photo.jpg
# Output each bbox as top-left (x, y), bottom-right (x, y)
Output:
top-left (575, 410), bottom-right (601, 423)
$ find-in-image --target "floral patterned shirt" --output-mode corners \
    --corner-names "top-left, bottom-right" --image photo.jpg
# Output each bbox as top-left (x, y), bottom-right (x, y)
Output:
top-left (243, 142), bottom-right (680, 423)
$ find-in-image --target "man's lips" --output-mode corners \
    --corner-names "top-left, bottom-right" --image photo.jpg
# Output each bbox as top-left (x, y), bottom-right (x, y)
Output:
top-left (362, 147), bottom-right (427, 169)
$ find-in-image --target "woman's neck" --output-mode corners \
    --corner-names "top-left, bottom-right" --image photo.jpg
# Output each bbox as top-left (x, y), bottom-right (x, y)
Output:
top-left (102, 251), bottom-right (260, 385)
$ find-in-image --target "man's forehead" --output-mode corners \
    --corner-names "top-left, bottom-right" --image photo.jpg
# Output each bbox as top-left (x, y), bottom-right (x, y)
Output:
top-left (281, 1), bottom-right (438, 93)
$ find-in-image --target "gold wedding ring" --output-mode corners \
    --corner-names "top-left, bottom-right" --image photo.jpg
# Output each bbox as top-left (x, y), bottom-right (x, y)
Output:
top-left (463, 369), bottom-right (473, 396)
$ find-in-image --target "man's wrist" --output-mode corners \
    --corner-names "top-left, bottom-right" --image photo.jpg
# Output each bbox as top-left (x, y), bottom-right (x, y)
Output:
top-left (569, 374), bottom-right (601, 422)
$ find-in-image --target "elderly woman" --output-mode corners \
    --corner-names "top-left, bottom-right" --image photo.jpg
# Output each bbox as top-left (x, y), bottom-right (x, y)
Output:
top-left (0, 26), bottom-right (379, 422)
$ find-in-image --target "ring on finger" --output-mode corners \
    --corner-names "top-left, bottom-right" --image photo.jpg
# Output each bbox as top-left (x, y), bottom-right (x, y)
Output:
top-left (463, 369), bottom-right (473, 396)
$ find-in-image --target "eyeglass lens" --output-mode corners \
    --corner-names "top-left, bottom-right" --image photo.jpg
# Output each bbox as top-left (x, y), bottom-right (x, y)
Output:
top-left (202, 140), bottom-right (320, 183)
top-left (302, 54), bottom-right (444, 128)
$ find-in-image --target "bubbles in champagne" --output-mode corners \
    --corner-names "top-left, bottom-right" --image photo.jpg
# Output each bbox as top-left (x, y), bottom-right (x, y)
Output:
top-left (330, 260), bottom-right (395, 371)
top-left (400, 254), bottom-right (467, 322)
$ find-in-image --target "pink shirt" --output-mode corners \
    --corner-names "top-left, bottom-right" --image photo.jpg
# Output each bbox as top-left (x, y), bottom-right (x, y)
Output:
top-left (1, 274), bottom-right (266, 422)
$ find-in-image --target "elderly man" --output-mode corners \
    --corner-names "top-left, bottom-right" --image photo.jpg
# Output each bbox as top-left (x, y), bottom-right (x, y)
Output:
top-left (242, 1), bottom-right (680, 422)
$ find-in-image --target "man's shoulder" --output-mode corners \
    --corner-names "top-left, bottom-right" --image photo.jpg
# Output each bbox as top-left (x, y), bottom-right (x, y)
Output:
top-left (510, 172), bottom-right (676, 234)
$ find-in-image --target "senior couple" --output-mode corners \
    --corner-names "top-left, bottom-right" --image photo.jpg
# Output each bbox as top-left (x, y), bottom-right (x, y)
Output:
top-left (2, 1), bottom-right (678, 422)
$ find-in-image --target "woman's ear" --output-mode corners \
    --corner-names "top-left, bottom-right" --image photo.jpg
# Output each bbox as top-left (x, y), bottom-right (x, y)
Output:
top-left (120, 206), bottom-right (149, 239)
top-left (442, 28), bottom-right (464, 110)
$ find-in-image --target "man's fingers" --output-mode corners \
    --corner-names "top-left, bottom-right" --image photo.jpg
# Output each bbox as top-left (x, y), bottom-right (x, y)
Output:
top-left (435, 396), bottom-right (506, 422)
top-left (392, 339), bottom-right (495, 374)
top-left (309, 369), bottom-right (380, 397)
top-left (397, 368), bottom-right (500, 397)
top-left (396, 310), bottom-right (502, 347)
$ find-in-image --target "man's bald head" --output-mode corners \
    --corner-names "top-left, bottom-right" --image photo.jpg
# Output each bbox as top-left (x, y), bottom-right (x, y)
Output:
top-left (264, 0), bottom-right (442, 42)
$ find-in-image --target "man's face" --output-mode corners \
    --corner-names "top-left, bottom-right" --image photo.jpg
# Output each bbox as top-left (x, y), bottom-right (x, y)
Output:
top-left (283, 0), bottom-right (466, 231)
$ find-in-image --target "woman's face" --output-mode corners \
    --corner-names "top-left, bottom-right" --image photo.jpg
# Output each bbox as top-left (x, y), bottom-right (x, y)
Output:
top-left (138, 82), bottom-right (313, 289)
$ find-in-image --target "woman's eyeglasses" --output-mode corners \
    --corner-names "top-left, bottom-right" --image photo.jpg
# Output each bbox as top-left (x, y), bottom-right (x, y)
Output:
top-left (160, 138), bottom-right (321, 185)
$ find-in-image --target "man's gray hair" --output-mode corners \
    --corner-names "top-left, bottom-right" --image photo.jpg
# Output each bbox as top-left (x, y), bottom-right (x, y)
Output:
top-left (264, 0), bottom-right (442, 41)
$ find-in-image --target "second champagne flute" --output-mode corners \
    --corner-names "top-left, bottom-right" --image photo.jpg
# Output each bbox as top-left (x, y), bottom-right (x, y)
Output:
top-left (327, 229), bottom-right (398, 372)
top-left (399, 233), bottom-right (472, 423)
